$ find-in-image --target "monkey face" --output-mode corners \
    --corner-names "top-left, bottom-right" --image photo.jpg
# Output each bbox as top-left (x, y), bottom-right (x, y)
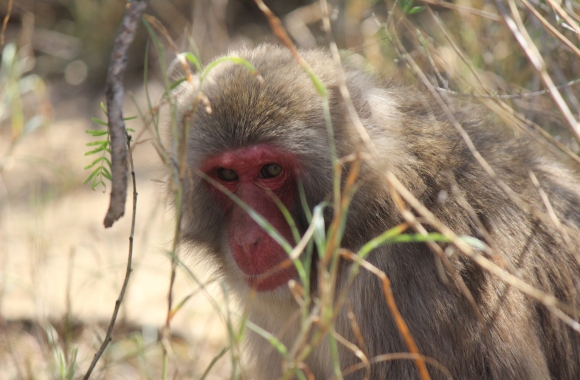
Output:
top-left (200, 143), bottom-right (301, 292)
top-left (175, 47), bottom-right (339, 297)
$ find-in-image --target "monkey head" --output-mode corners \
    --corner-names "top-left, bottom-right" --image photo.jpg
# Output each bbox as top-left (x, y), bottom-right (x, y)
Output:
top-left (173, 45), bottom-right (359, 297)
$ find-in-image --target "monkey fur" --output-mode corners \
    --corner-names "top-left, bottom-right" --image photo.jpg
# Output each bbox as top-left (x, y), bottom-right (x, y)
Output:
top-left (172, 45), bottom-right (580, 379)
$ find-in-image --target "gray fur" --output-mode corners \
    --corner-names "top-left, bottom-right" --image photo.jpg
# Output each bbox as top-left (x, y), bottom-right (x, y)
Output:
top-left (174, 45), bottom-right (580, 379)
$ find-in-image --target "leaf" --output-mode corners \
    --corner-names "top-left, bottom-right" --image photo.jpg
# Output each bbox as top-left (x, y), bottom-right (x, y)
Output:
top-left (304, 67), bottom-right (327, 97)
top-left (409, 6), bottom-right (425, 14)
top-left (401, 0), bottom-right (413, 12)
top-left (84, 146), bottom-right (106, 156)
top-left (83, 169), bottom-right (99, 185)
top-left (85, 129), bottom-right (108, 136)
top-left (389, 232), bottom-right (449, 243)
top-left (170, 77), bottom-right (186, 90)
top-left (91, 177), bottom-right (103, 191)
top-left (201, 56), bottom-right (259, 83)
top-left (83, 156), bottom-right (106, 170)
top-left (182, 52), bottom-right (202, 71)
top-left (245, 320), bottom-right (288, 356)
top-left (101, 166), bottom-right (112, 180)
top-left (199, 347), bottom-right (228, 380)
top-left (459, 235), bottom-right (488, 251)
top-left (358, 223), bottom-right (409, 258)
top-left (84, 112), bottom-right (114, 191)
top-left (91, 117), bottom-right (108, 126)
top-left (85, 140), bottom-right (109, 147)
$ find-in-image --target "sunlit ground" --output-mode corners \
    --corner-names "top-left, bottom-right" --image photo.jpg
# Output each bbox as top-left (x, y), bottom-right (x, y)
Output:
top-left (0, 86), bottom-right (233, 378)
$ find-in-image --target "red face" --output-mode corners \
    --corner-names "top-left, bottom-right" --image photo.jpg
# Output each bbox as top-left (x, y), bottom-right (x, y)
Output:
top-left (200, 144), bottom-right (299, 292)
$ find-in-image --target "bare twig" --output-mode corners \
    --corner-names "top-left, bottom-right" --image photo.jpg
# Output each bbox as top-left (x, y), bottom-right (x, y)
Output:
top-left (319, 0), bottom-right (377, 156)
top-left (520, 0), bottom-right (580, 58)
top-left (83, 134), bottom-right (138, 379)
top-left (493, 0), bottom-right (580, 146)
top-left (544, 0), bottom-right (580, 36)
top-left (142, 14), bottom-right (194, 82)
top-left (104, 0), bottom-right (149, 228)
top-left (422, 8), bottom-right (580, 166)
top-left (389, 16), bottom-right (580, 246)
top-left (284, 1), bottom-right (322, 48)
top-left (253, 0), bottom-right (306, 66)
top-left (386, 180), bottom-right (488, 328)
top-left (330, 327), bottom-right (371, 380)
top-left (338, 353), bottom-right (452, 380)
top-left (341, 250), bottom-right (432, 380)
top-left (161, 249), bottom-right (177, 380)
top-left (418, 0), bottom-right (501, 21)
top-left (346, 306), bottom-right (369, 367)
top-left (64, 248), bottom-right (75, 362)
top-left (435, 77), bottom-right (580, 100)
top-left (385, 171), bottom-right (580, 326)
top-left (527, 170), bottom-right (575, 254)
top-left (380, 12), bottom-right (580, 329)
top-left (563, 2), bottom-right (580, 24)
top-left (0, 0), bottom-right (13, 48)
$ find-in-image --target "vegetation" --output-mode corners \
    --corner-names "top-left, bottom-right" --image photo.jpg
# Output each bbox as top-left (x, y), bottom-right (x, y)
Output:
top-left (1, 0), bottom-right (579, 379)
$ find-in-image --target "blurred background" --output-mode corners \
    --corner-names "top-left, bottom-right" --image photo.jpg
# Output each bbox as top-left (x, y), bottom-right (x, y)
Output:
top-left (0, 0), bottom-right (579, 379)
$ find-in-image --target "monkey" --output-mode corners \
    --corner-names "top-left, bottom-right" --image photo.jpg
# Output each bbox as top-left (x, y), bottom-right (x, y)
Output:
top-left (171, 45), bottom-right (580, 379)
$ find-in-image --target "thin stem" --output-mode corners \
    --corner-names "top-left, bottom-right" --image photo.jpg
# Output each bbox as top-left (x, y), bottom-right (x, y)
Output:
top-left (83, 131), bottom-right (138, 380)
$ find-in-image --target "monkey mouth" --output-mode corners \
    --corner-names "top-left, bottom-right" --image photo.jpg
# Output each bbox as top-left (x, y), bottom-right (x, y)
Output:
top-left (243, 266), bottom-right (297, 292)
top-left (230, 235), bottom-right (299, 292)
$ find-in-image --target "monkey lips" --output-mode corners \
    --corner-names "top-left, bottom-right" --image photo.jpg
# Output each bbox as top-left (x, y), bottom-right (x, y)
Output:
top-left (201, 144), bottom-right (300, 292)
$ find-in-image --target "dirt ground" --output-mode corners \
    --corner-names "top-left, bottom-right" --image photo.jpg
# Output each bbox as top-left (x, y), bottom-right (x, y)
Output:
top-left (0, 84), bottom-right (233, 379)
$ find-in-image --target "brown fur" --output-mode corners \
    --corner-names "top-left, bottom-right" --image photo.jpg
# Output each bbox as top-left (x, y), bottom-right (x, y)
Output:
top-left (173, 45), bottom-right (580, 379)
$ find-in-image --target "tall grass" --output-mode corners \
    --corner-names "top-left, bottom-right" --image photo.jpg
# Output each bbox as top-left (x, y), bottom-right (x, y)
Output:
top-left (1, 0), bottom-right (579, 379)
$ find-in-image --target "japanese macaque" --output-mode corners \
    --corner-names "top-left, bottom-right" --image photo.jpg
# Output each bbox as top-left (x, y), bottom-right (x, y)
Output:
top-left (173, 45), bottom-right (580, 379)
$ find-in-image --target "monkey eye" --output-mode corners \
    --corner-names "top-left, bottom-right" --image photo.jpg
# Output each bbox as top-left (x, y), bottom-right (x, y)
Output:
top-left (216, 168), bottom-right (239, 182)
top-left (259, 163), bottom-right (283, 179)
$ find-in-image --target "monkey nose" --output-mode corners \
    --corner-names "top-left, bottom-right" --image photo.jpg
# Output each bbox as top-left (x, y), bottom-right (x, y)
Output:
top-left (240, 238), bottom-right (261, 254)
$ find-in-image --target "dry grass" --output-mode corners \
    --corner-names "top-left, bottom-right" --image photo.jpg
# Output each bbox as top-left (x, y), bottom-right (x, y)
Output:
top-left (1, 0), bottom-right (579, 379)
top-left (0, 115), bottom-right (231, 378)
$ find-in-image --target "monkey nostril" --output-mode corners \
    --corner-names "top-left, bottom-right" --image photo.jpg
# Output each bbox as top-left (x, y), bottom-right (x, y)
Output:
top-left (241, 238), bottom-right (260, 253)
